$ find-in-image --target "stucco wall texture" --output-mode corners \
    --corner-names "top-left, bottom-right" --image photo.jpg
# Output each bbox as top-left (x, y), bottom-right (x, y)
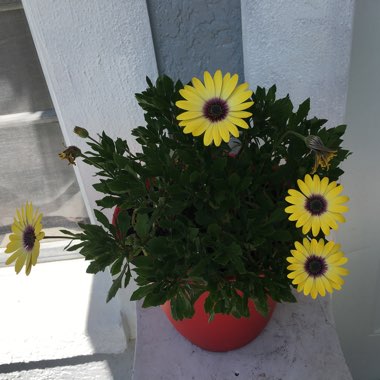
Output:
top-left (147, 0), bottom-right (244, 83)
top-left (241, 0), bottom-right (355, 128)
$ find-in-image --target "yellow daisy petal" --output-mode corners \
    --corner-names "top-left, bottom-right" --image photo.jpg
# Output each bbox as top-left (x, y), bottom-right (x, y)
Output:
top-left (310, 283), bottom-right (318, 299)
top-left (192, 123), bottom-right (209, 137)
top-left (296, 213), bottom-right (311, 228)
top-left (320, 177), bottom-right (330, 194)
top-left (311, 217), bottom-right (321, 237)
top-left (204, 71), bottom-right (215, 97)
top-left (321, 275), bottom-right (333, 293)
top-left (15, 254), bottom-right (27, 274)
top-left (214, 70), bottom-right (223, 97)
top-left (217, 122), bottom-right (230, 143)
top-left (302, 219), bottom-right (313, 234)
top-left (303, 276), bottom-right (314, 295)
top-left (181, 85), bottom-right (206, 103)
top-left (229, 101), bottom-right (254, 111)
top-left (182, 118), bottom-right (205, 133)
top-left (229, 111), bottom-right (252, 119)
top-left (224, 120), bottom-right (240, 138)
top-left (313, 174), bottom-right (321, 194)
top-left (175, 100), bottom-right (203, 111)
top-left (316, 277), bottom-right (326, 297)
top-left (292, 272), bottom-right (309, 285)
top-left (328, 205), bottom-right (349, 213)
top-left (192, 122), bottom-right (209, 136)
top-left (221, 73), bottom-right (238, 99)
top-left (5, 249), bottom-right (23, 265)
top-left (304, 174), bottom-right (314, 194)
top-left (191, 77), bottom-right (210, 100)
top-left (325, 184), bottom-right (344, 200)
top-left (297, 178), bottom-right (311, 197)
top-left (212, 124), bottom-right (222, 147)
top-left (228, 88), bottom-right (253, 106)
top-left (25, 253), bottom-right (33, 275)
top-left (227, 116), bottom-right (250, 129)
top-left (203, 125), bottom-right (213, 146)
top-left (176, 111), bottom-right (203, 121)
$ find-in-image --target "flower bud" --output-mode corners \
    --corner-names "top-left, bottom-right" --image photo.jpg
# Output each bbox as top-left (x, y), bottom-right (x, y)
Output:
top-left (74, 126), bottom-right (89, 138)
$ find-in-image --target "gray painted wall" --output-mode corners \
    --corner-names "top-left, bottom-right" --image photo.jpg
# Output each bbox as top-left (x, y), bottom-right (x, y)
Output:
top-left (147, 0), bottom-right (243, 83)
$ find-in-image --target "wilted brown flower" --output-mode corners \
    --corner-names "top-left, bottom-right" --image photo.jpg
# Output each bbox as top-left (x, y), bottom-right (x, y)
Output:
top-left (305, 135), bottom-right (337, 174)
top-left (59, 146), bottom-right (82, 165)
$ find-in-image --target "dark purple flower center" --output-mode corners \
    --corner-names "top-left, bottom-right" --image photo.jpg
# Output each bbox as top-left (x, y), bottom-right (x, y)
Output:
top-left (304, 255), bottom-right (327, 277)
top-left (305, 194), bottom-right (327, 215)
top-left (23, 225), bottom-right (36, 252)
top-left (203, 98), bottom-right (229, 122)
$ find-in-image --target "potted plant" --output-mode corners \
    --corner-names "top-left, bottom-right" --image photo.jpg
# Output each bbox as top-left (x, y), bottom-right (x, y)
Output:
top-left (4, 70), bottom-right (350, 351)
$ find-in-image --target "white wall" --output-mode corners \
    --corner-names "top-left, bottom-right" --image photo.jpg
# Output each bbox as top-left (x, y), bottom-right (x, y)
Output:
top-left (241, 0), bottom-right (355, 128)
top-left (332, 1), bottom-right (380, 378)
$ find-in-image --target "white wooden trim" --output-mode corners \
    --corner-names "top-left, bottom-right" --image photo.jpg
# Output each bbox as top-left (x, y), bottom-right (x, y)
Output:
top-left (21, 0), bottom-right (158, 224)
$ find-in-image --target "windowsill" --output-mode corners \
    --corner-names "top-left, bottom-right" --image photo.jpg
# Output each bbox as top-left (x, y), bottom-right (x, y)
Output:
top-left (0, 258), bottom-right (127, 364)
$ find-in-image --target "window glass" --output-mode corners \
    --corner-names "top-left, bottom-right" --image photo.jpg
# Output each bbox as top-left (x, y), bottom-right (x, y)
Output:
top-left (0, 5), bottom-right (88, 253)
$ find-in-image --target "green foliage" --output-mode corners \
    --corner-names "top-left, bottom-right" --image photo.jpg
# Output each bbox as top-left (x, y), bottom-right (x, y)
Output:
top-left (63, 76), bottom-right (350, 320)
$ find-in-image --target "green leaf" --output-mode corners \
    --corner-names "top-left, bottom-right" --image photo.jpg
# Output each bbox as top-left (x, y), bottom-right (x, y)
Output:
top-left (96, 196), bottom-right (120, 209)
top-left (134, 213), bottom-right (150, 239)
top-left (147, 237), bottom-right (168, 256)
top-left (94, 209), bottom-right (111, 228)
top-left (296, 98), bottom-right (310, 121)
top-left (130, 283), bottom-right (157, 301)
top-left (107, 266), bottom-right (130, 302)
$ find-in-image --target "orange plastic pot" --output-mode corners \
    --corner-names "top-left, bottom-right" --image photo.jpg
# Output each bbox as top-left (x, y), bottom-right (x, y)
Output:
top-left (161, 292), bottom-right (276, 352)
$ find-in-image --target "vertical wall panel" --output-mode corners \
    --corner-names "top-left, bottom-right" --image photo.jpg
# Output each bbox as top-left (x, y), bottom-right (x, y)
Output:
top-left (147, 0), bottom-right (244, 83)
top-left (241, 0), bottom-right (355, 127)
top-left (22, 0), bottom-right (158, 222)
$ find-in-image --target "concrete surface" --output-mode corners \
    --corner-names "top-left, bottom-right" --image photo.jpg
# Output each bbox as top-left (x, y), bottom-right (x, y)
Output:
top-left (0, 340), bottom-right (135, 380)
top-left (147, 0), bottom-right (244, 83)
top-left (133, 293), bottom-right (352, 380)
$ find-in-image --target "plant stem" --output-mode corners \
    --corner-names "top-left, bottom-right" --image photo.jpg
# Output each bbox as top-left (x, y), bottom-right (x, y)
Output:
top-left (43, 236), bottom-right (74, 239)
top-left (271, 130), bottom-right (306, 157)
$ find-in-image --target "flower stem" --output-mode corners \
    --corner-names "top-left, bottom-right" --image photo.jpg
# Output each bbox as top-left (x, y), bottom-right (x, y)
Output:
top-left (43, 236), bottom-right (74, 239)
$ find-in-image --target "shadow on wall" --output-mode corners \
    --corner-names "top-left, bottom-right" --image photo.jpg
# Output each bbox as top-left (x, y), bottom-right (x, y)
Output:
top-left (146, 0), bottom-right (244, 83)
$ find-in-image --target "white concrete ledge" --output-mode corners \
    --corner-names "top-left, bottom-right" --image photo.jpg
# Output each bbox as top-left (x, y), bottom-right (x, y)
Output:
top-left (133, 293), bottom-right (352, 380)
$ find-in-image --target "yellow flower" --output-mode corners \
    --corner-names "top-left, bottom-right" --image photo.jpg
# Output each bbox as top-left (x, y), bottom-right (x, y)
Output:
top-left (59, 145), bottom-right (82, 165)
top-left (305, 135), bottom-right (337, 174)
top-left (287, 238), bottom-right (349, 299)
top-left (285, 174), bottom-right (349, 236)
top-left (176, 70), bottom-right (253, 146)
top-left (5, 202), bottom-right (45, 275)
